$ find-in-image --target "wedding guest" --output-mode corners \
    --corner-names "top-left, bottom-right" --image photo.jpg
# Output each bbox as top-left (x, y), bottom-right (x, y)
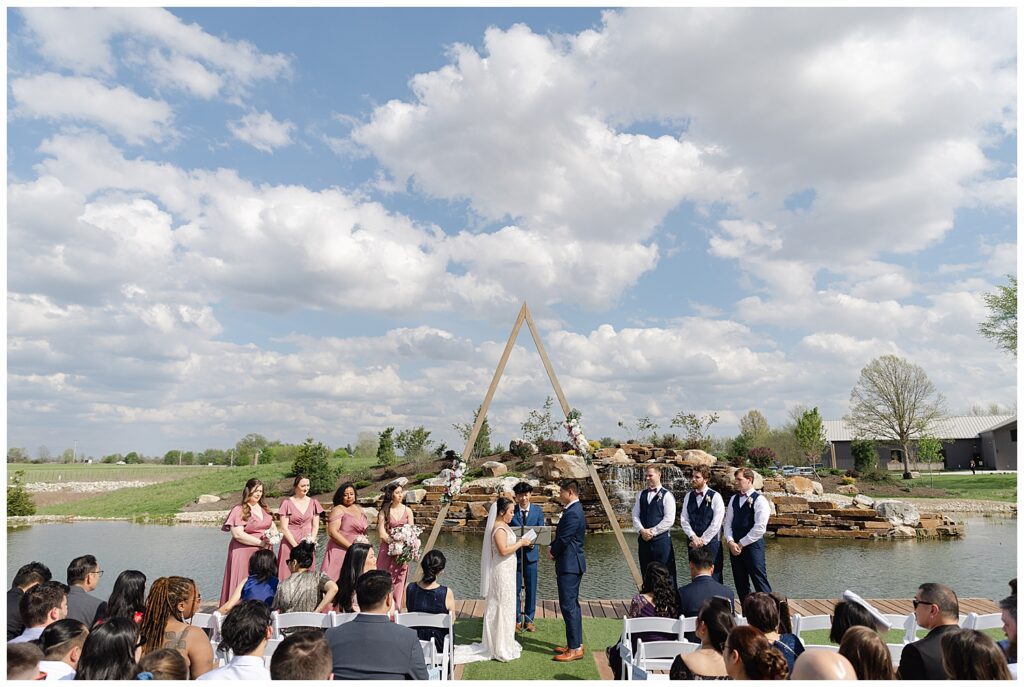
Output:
top-left (321, 483), bottom-right (368, 581)
top-left (7, 642), bottom-right (44, 680)
top-left (838, 625), bottom-right (895, 680)
top-left (405, 550), bottom-right (455, 652)
top-left (10, 581), bottom-right (68, 644)
top-left (218, 549), bottom-right (278, 613)
top-left (722, 625), bottom-right (789, 680)
top-left (669, 597), bottom-right (734, 680)
top-left (95, 570), bottom-right (146, 624)
top-left (273, 542), bottom-right (338, 615)
top-left (629, 562), bottom-right (680, 650)
top-left (676, 546), bottom-right (734, 642)
top-left (137, 576), bottom-right (213, 679)
top-left (276, 475), bottom-right (324, 581)
top-left (743, 592), bottom-right (803, 672)
top-left (998, 589), bottom-right (1017, 677)
top-left (270, 629), bottom-right (334, 680)
top-left (941, 628), bottom-right (1012, 680)
top-left (326, 570), bottom-right (428, 680)
top-left (38, 619), bottom-right (88, 681)
top-left (136, 647), bottom-right (189, 680)
top-left (198, 601), bottom-right (273, 681)
top-left (65, 555), bottom-right (106, 627)
top-left (377, 482), bottom-right (415, 609)
top-left (829, 598), bottom-right (878, 643)
top-left (790, 649), bottom-right (857, 680)
top-left (898, 582), bottom-right (961, 680)
top-left (74, 617), bottom-right (139, 680)
top-left (7, 561), bottom-right (51, 640)
top-left (220, 478), bottom-right (278, 606)
top-left (337, 541), bottom-right (377, 613)
top-left (632, 466), bottom-right (677, 585)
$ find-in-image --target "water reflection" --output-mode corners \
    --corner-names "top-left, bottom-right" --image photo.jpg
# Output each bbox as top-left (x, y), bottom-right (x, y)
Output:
top-left (7, 516), bottom-right (1016, 602)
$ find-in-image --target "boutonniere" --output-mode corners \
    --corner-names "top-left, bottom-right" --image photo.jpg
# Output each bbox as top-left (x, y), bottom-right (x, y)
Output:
top-left (655, 491), bottom-right (665, 503)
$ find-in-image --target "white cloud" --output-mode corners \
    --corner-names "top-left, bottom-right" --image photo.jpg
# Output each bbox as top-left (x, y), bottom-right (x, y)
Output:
top-left (228, 111), bottom-right (296, 152)
top-left (10, 73), bottom-right (174, 144)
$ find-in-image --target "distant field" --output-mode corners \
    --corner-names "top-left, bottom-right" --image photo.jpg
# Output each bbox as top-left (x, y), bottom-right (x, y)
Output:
top-left (912, 473), bottom-right (1017, 502)
top-left (10, 463), bottom-right (222, 483)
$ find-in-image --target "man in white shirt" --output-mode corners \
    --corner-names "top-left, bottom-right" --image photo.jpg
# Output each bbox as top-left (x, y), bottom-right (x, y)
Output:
top-left (723, 467), bottom-right (772, 601)
top-left (197, 600), bottom-right (272, 681)
top-left (9, 582), bottom-right (68, 645)
top-left (38, 618), bottom-right (88, 681)
top-left (632, 466), bottom-right (677, 584)
top-left (679, 465), bottom-right (726, 584)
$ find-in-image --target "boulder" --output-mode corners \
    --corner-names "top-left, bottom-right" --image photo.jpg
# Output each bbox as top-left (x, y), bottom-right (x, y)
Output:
top-left (891, 525), bottom-right (917, 538)
top-left (386, 477), bottom-right (409, 488)
top-left (422, 468), bottom-right (452, 487)
top-left (811, 481), bottom-right (824, 496)
top-left (468, 501), bottom-right (491, 520)
top-left (509, 439), bottom-right (539, 456)
top-left (497, 476), bottom-right (523, 496)
top-left (601, 449), bottom-right (635, 465)
top-left (836, 484), bottom-right (859, 495)
top-left (853, 494), bottom-right (875, 508)
top-left (363, 507), bottom-right (378, 523)
top-left (481, 461), bottom-right (508, 477)
top-left (783, 476), bottom-right (816, 495)
top-left (875, 500), bottom-right (921, 527)
top-left (195, 494), bottom-right (221, 504)
top-left (404, 489), bottom-right (427, 504)
top-left (541, 454), bottom-right (590, 481)
top-left (677, 450), bottom-right (717, 466)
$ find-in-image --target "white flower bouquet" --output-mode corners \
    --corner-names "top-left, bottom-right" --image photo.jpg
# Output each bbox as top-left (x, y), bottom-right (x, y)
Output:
top-left (441, 459), bottom-right (467, 504)
top-left (565, 409), bottom-right (591, 463)
top-left (263, 529), bottom-right (282, 547)
top-left (388, 523), bottom-right (423, 566)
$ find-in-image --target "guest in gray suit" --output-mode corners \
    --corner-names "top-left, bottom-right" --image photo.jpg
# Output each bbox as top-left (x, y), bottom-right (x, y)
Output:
top-left (65, 556), bottom-right (105, 627)
top-left (326, 570), bottom-right (429, 680)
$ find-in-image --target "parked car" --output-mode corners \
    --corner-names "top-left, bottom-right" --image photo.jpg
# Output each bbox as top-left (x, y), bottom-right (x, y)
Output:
top-left (795, 466), bottom-right (815, 476)
top-left (781, 465), bottom-right (798, 476)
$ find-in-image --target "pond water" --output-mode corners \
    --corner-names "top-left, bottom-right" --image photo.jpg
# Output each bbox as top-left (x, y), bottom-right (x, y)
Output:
top-left (7, 516), bottom-right (1016, 602)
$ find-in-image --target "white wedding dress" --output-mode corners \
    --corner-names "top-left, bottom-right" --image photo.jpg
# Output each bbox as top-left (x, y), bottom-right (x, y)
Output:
top-left (454, 509), bottom-right (522, 664)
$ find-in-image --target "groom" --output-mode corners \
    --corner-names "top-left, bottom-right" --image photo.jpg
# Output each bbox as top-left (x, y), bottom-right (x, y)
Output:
top-left (548, 478), bottom-right (586, 662)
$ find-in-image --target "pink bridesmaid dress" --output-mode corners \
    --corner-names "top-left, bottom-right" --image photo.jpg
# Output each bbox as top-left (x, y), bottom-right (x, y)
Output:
top-left (320, 508), bottom-right (368, 581)
top-left (377, 507), bottom-right (411, 609)
top-left (220, 504), bottom-right (274, 605)
top-left (276, 497), bottom-right (325, 581)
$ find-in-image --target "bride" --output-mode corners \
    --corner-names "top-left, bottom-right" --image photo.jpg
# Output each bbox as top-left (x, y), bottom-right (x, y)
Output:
top-left (454, 495), bottom-right (533, 663)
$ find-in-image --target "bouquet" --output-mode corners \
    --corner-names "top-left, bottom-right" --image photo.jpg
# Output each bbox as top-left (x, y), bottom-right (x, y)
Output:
top-left (441, 458), bottom-right (467, 504)
top-left (262, 529), bottom-right (282, 547)
top-left (565, 408), bottom-right (592, 464)
top-left (388, 523), bottom-right (423, 566)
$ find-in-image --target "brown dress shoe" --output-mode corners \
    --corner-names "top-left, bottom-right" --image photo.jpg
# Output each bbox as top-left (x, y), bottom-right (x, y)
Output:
top-left (525, 622), bottom-right (537, 632)
top-left (553, 645), bottom-right (569, 654)
top-left (515, 623), bottom-right (522, 633)
top-left (553, 647), bottom-right (585, 662)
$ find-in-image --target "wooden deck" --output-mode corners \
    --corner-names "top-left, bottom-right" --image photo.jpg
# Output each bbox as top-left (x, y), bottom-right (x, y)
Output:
top-left (454, 597), bottom-right (1001, 620)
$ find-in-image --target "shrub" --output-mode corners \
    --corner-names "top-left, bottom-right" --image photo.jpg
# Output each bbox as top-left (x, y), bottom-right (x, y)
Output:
top-left (851, 439), bottom-right (878, 474)
top-left (7, 471), bottom-right (35, 517)
top-left (510, 442), bottom-right (533, 460)
top-left (658, 433), bottom-right (683, 450)
top-left (537, 439), bottom-right (569, 455)
top-left (354, 480), bottom-right (372, 489)
top-left (747, 446), bottom-right (777, 470)
top-left (841, 475), bottom-right (857, 485)
top-left (412, 472), bottom-right (434, 484)
top-left (291, 437), bottom-right (342, 495)
top-left (599, 437), bottom-right (615, 448)
top-left (588, 440), bottom-right (601, 453)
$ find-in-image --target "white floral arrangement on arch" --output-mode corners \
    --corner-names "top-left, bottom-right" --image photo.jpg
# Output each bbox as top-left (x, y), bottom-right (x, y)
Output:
top-left (565, 408), bottom-right (592, 464)
top-left (388, 523), bottom-right (424, 566)
top-left (441, 458), bottom-right (467, 504)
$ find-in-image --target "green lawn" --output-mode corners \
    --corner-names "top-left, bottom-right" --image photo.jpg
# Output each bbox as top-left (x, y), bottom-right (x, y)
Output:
top-left (912, 473), bottom-right (1017, 502)
top-left (456, 617), bottom-right (621, 680)
top-left (12, 463), bottom-right (218, 483)
top-left (36, 463), bottom-right (294, 519)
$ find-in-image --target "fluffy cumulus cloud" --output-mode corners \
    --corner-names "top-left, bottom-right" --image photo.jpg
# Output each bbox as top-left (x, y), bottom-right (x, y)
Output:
top-left (228, 111), bottom-right (296, 152)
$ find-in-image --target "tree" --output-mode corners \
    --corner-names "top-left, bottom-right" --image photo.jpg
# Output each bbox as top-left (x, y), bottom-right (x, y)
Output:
top-left (7, 471), bottom-right (35, 517)
top-left (850, 438), bottom-right (878, 474)
top-left (376, 428), bottom-right (397, 467)
top-left (332, 447), bottom-right (350, 462)
top-left (747, 446), bottom-right (777, 470)
top-left (739, 410), bottom-right (770, 444)
top-left (59, 448), bottom-right (75, 464)
top-left (520, 397), bottom-right (560, 444)
top-left (353, 432), bottom-right (379, 463)
top-left (979, 274), bottom-right (1017, 356)
top-left (236, 433), bottom-right (269, 466)
top-left (793, 407), bottom-right (829, 470)
top-left (453, 406), bottom-right (492, 460)
top-left (670, 411), bottom-right (720, 452)
top-left (123, 452), bottom-right (143, 464)
top-left (291, 437), bottom-right (341, 495)
top-left (617, 416), bottom-right (659, 443)
top-left (37, 446), bottom-right (51, 462)
top-left (846, 355), bottom-right (948, 479)
top-left (395, 426), bottom-right (433, 462)
top-left (968, 402), bottom-right (1015, 416)
top-left (7, 448), bottom-right (29, 463)
top-left (729, 433), bottom-right (753, 461)
top-left (198, 448), bottom-right (227, 465)
top-left (915, 434), bottom-right (946, 485)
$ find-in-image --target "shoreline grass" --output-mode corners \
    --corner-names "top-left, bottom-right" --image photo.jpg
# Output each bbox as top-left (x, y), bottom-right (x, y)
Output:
top-left (902, 473), bottom-right (1016, 502)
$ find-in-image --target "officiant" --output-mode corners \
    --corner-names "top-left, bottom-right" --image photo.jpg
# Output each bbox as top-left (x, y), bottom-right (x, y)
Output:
top-left (511, 481), bottom-right (544, 633)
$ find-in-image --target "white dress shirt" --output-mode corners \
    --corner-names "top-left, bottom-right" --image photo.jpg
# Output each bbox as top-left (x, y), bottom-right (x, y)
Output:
top-left (723, 489), bottom-right (770, 547)
top-left (679, 489), bottom-right (725, 543)
top-left (39, 661), bottom-right (75, 681)
top-left (8, 626), bottom-right (44, 643)
top-left (197, 655), bottom-right (270, 681)
top-left (631, 487), bottom-right (676, 537)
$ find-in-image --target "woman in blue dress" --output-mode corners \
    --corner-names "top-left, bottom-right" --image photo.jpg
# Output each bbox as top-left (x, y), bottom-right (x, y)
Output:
top-left (217, 549), bottom-right (278, 613)
top-left (404, 550), bottom-right (455, 652)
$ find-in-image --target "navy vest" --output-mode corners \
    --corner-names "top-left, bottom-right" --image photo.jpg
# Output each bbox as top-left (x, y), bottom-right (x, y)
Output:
top-left (638, 487), bottom-right (669, 540)
top-left (686, 488), bottom-right (720, 543)
top-left (730, 491), bottom-right (761, 541)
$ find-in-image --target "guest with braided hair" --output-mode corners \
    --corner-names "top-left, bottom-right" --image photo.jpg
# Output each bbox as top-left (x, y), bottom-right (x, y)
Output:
top-left (220, 478), bottom-right (278, 605)
top-left (137, 576), bottom-right (213, 679)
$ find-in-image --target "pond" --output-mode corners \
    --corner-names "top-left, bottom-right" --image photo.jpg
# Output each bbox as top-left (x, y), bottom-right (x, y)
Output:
top-left (7, 516), bottom-right (1016, 602)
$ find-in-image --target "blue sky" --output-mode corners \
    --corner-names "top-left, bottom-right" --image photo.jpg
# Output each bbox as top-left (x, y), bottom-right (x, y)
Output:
top-left (6, 7), bottom-right (1017, 459)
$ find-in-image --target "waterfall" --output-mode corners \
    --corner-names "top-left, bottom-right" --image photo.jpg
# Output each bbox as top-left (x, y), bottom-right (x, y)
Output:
top-left (600, 464), bottom-right (692, 524)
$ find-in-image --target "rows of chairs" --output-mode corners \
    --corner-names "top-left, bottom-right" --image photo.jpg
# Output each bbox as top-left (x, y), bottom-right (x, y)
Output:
top-left (190, 610), bottom-right (454, 680)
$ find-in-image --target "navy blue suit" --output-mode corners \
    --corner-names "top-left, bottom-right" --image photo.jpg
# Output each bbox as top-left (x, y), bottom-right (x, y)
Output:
top-left (551, 500), bottom-right (586, 650)
top-left (676, 575), bottom-right (736, 642)
top-left (511, 503), bottom-right (545, 624)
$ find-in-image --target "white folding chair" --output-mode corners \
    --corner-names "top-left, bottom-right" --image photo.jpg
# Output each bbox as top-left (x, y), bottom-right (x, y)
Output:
top-left (271, 611), bottom-right (332, 638)
top-left (331, 611), bottom-right (359, 627)
top-left (791, 614), bottom-right (832, 639)
top-left (631, 639), bottom-right (699, 680)
top-left (733, 614), bottom-right (748, 626)
top-left (962, 612), bottom-right (1002, 631)
top-left (619, 616), bottom-right (690, 680)
top-left (801, 644), bottom-right (839, 652)
top-left (395, 612), bottom-right (454, 680)
top-left (192, 612), bottom-right (228, 665)
top-left (879, 613), bottom-right (917, 644)
top-left (887, 642), bottom-right (904, 668)
top-left (262, 637), bottom-right (283, 669)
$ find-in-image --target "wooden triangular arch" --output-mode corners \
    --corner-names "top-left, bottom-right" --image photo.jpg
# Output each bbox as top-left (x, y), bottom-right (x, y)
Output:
top-left (418, 302), bottom-right (643, 589)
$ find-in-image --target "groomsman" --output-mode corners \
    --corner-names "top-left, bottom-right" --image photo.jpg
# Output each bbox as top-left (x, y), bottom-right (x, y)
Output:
top-left (679, 465), bottom-right (726, 583)
top-left (723, 467), bottom-right (772, 601)
top-left (511, 481), bottom-right (544, 633)
top-left (632, 466), bottom-right (677, 584)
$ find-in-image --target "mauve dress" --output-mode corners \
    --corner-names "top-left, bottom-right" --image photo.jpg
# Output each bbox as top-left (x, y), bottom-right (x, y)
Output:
top-left (320, 508), bottom-right (368, 582)
top-left (276, 498), bottom-right (325, 581)
top-left (377, 507), bottom-right (411, 609)
top-left (220, 505), bottom-right (274, 605)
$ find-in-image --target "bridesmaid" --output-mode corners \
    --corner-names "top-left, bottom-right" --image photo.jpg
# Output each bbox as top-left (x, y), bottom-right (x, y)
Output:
top-left (276, 475), bottom-right (324, 581)
top-left (376, 482), bottom-right (414, 610)
top-left (220, 478), bottom-right (278, 605)
top-left (320, 482), bottom-right (368, 581)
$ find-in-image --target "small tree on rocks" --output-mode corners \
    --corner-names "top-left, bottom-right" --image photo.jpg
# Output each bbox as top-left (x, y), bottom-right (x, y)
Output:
top-left (7, 471), bottom-right (36, 516)
top-left (376, 428), bottom-right (397, 467)
top-left (291, 437), bottom-right (341, 495)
